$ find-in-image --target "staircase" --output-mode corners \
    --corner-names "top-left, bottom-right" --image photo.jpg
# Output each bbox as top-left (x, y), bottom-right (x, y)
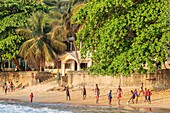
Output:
top-left (38, 77), bottom-right (57, 85)
top-left (18, 77), bottom-right (60, 92)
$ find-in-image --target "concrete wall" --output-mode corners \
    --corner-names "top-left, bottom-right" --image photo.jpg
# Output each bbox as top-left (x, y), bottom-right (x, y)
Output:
top-left (67, 69), bottom-right (170, 89)
top-left (0, 71), bottom-right (54, 89)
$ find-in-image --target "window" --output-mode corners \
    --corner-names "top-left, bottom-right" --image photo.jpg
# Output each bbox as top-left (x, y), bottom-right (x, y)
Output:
top-left (65, 63), bottom-right (71, 69)
top-left (80, 63), bottom-right (87, 69)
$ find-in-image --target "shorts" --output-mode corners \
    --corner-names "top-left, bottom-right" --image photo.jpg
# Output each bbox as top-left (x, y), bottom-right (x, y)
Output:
top-left (96, 96), bottom-right (99, 99)
top-left (117, 94), bottom-right (121, 99)
top-left (132, 95), bottom-right (135, 99)
top-left (148, 96), bottom-right (150, 101)
top-left (5, 89), bottom-right (7, 93)
top-left (108, 97), bottom-right (112, 101)
top-left (135, 96), bottom-right (138, 100)
top-left (67, 93), bottom-right (70, 96)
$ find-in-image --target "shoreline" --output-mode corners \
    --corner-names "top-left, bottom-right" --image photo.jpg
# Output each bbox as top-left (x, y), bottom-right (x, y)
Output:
top-left (0, 97), bottom-right (170, 113)
top-left (0, 90), bottom-right (170, 113)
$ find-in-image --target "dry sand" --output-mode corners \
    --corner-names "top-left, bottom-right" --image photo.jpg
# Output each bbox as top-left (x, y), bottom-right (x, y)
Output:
top-left (0, 81), bottom-right (170, 112)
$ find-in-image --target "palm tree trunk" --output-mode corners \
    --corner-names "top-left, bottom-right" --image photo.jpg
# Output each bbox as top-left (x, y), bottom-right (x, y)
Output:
top-left (73, 35), bottom-right (80, 65)
top-left (39, 61), bottom-right (42, 72)
top-left (12, 57), bottom-right (22, 71)
top-left (39, 55), bottom-right (45, 72)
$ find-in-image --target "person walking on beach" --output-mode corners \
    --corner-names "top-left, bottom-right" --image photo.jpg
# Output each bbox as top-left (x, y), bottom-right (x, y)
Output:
top-left (147, 89), bottom-right (152, 104)
top-left (3, 83), bottom-right (8, 95)
top-left (66, 86), bottom-right (71, 100)
top-left (144, 88), bottom-right (148, 102)
top-left (95, 84), bottom-right (100, 104)
top-left (117, 86), bottom-right (122, 105)
top-left (139, 82), bottom-right (144, 96)
top-left (128, 90), bottom-right (135, 104)
top-left (108, 90), bottom-right (112, 105)
top-left (134, 89), bottom-right (139, 104)
top-left (8, 82), bottom-right (10, 92)
top-left (10, 82), bottom-right (14, 92)
top-left (139, 86), bottom-right (144, 96)
top-left (82, 86), bottom-right (86, 100)
top-left (30, 93), bottom-right (34, 102)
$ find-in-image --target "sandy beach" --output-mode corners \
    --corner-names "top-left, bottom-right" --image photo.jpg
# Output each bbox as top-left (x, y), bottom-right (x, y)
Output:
top-left (0, 82), bottom-right (170, 112)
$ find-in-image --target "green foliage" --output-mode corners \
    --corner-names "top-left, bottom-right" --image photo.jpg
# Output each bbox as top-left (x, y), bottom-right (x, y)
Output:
top-left (73, 0), bottom-right (170, 76)
top-left (0, 0), bottom-right (48, 60)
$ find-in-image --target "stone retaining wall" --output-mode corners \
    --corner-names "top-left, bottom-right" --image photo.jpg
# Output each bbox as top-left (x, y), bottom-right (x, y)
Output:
top-left (67, 69), bottom-right (170, 89)
top-left (0, 71), bottom-right (54, 89)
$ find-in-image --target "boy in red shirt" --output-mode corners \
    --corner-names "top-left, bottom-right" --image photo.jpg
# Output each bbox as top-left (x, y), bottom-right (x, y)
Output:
top-left (147, 89), bottom-right (152, 104)
top-left (30, 93), bottom-right (34, 102)
top-left (144, 88), bottom-right (148, 102)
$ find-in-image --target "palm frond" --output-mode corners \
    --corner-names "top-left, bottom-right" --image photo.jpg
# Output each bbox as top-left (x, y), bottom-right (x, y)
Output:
top-left (49, 19), bottom-right (62, 27)
top-left (43, 43), bottom-right (56, 62)
top-left (71, 3), bottom-right (85, 15)
top-left (47, 37), bottom-right (67, 53)
top-left (16, 28), bottom-right (32, 38)
top-left (19, 38), bottom-right (35, 58)
top-left (25, 41), bottom-right (39, 62)
top-left (50, 25), bottom-right (67, 40)
top-left (49, 11), bottom-right (63, 19)
top-left (32, 13), bottom-right (39, 29)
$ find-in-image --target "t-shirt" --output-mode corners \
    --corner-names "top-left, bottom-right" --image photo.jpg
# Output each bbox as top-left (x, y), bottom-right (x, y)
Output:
top-left (108, 92), bottom-right (112, 99)
top-left (147, 91), bottom-right (152, 96)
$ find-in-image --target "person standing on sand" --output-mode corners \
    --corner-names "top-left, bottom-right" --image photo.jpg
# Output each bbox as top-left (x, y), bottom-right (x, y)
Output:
top-left (117, 86), bottom-right (122, 105)
top-left (108, 90), bottom-right (112, 105)
top-left (147, 89), bottom-right (152, 104)
top-left (82, 86), bottom-right (86, 100)
top-left (139, 82), bottom-right (144, 96)
top-left (128, 90), bottom-right (135, 104)
top-left (3, 83), bottom-right (8, 95)
top-left (8, 82), bottom-right (10, 92)
top-left (95, 84), bottom-right (100, 104)
top-left (10, 82), bottom-right (14, 92)
top-left (66, 87), bottom-right (71, 100)
top-left (30, 93), bottom-right (34, 102)
top-left (134, 89), bottom-right (139, 104)
top-left (139, 87), bottom-right (144, 96)
top-left (144, 88), bottom-right (148, 102)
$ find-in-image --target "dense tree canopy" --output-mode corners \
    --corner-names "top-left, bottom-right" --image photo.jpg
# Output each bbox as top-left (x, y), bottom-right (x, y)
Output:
top-left (0, 0), bottom-right (47, 69)
top-left (73, 0), bottom-right (170, 76)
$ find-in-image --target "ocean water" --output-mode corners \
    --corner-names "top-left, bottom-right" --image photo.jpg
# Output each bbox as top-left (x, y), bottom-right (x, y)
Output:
top-left (0, 100), bottom-right (169, 113)
top-left (0, 100), bottom-right (136, 113)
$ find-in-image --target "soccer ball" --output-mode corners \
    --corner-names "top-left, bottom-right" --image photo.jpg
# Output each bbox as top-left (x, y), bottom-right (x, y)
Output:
top-left (126, 102), bottom-right (129, 105)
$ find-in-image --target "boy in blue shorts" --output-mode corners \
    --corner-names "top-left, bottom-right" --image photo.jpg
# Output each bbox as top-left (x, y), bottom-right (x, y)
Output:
top-left (108, 90), bottom-right (112, 105)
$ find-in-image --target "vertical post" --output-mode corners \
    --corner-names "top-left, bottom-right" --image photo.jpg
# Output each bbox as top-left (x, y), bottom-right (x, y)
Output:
top-left (72, 60), bottom-right (75, 71)
top-left (30, 73), bottom-right (36, 86)
top-left (80, 41), bottom-right (83, 49)
top-left (77, 63), bottom-right (80, 71)
top-left (8, 60), bottom-right (10, 71)
top-left (62, 63), bottom-right (65, 76)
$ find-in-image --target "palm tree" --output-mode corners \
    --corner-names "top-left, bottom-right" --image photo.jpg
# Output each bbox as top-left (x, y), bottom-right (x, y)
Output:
top-left (16, 12), bottom-right (66, 71)
top-left (51, 0), bottom-right (84, 64)
top-left (61, 1), bottom-right (85, 64)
